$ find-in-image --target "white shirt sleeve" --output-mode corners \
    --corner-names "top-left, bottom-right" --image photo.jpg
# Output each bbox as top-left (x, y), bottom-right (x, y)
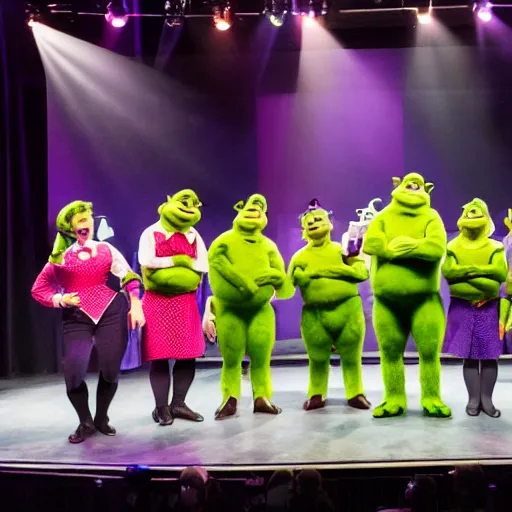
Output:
top-left (138, 227), bottom-right (174, 269)
top-left (192, 231), bottom-right (209, 273)
top-left (105, 242), bottom-right (132, 279)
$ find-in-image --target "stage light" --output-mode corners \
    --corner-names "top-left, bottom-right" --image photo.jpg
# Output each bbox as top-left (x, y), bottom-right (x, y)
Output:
top-left (164, 0), bottom-right (186, 27)
top-left (416, 6), bottom-right (432, 23)
top-left (105, 1), bottom-right (128, 28)
top-left (264, 0), bottom-right (289, 26)
top-left (25, 3), bottom-right (41, 27)
top-left (475, 1), bottom-right (493, 21)
top-left (294, 0), bottom-right (328, 18)
top-left (213, 1), bottom-right (232, 30)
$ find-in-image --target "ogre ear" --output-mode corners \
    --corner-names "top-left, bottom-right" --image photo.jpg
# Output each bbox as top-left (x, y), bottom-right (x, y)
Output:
top-left (157, 202), bottom-right (167, 215)
top-left (425, 182), bottom-right (435, 194)
top-left (233, 200), bottom-right (245, 212)
top-left (392, 177), bottom-right (402, 189)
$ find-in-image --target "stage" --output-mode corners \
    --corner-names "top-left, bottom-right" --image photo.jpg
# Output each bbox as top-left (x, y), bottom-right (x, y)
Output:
top-left (2, 362), bottom-right (512, 472)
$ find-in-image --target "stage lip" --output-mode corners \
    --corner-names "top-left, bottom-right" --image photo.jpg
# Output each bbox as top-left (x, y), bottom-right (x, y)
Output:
top-left (2, 458), bottom-right (512, 473)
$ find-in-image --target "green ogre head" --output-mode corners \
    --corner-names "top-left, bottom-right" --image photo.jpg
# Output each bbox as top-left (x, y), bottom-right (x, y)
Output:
top-left (158, 189), bottom-right (202, 233)
top-left (232, 194), bottom-right (268, 234)
top-left (56, 200), bottom-right (94, 241)
top-left (299, 199), bottom-right (333, 242)
top-left (391, 173), bottom-right (434, 209)
top-left (457, 198), bottom-right (494, 237)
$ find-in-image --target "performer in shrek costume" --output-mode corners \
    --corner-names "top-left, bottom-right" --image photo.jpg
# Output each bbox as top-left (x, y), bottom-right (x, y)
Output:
top-left (208, 194), bottom-right (292, 420)
top-left (32, 201), bottom-right (145, 443)
top-left (286, 199), bottom-right (371, 410)
top-left (138, 190), bottom-right (208, 426)
top-left (363, 173), bottom-right (451, 419)
top-left (442, 199), bottom-right (508, 417)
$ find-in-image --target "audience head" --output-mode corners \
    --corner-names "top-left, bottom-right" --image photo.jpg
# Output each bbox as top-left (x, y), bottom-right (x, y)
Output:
top-left (179, 467), bottom-right (209, 508)
top-left (295, 469), bottom-right (323, 496)
top-left (452, 465), bottom-right (486, 510)
top-left (405, 474), bottom-right (438, 512)
top-left (268, 469), bottom-right (294, 490)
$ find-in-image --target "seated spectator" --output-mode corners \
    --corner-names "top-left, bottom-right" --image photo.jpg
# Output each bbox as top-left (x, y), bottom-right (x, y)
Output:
top-left (451, 465), bottom-right (487, 512)
top-left (174, 466), bottom-right (223, 512)
top-left (378, 474), bottom-right (438, 512)
top-left (267, 469), bottom-right (294, 511)
top-left (288, 469), bottom-right (334, 512)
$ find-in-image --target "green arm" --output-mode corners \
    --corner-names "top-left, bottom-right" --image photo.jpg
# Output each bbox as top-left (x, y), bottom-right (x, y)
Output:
top-left (396, 216), bottom-right (447, 262)
top-left (465, 249), bottom-right (508, 283)
top-left (507, 266), bottom-right (512, 296)
top-left (309, 258), bottom-right (369, 282)
top-left (441, 253), bottom-right (469, 283)
top-left (362, 218), bottom-right (391, 259)
top-left (208, 243), bottom-right (257, 295)
top-left (269, 247), bottom-right (295, 299)
top-left (142, 267), bottom-right (194, 294)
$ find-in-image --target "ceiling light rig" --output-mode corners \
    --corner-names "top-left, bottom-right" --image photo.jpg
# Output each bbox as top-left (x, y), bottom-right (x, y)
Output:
top-left (25, 3), bottom-right (42, 27)
top-left (263, 0), bottom-right (290, 26)
top-left (212, 0), bottom-right (233, 30)
top-left (416, 4), bottom-right (432, 23)
top-left (293, 0), bottom-right (329, 18)
top-left (164, 0), bottom-right (188, 27)
top-left (105, 0), bottom-right (128, 28)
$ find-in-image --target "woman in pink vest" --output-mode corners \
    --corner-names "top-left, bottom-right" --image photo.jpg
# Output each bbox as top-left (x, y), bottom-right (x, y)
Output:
top-left (32, 201), bottom-right (145, 444)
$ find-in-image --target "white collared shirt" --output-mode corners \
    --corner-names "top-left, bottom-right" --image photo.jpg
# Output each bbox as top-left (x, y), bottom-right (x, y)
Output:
top-left (138, 221), bottom-right (208, 273)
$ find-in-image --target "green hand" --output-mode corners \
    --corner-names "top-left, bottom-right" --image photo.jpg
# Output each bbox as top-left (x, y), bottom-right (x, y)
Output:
top-left (172, 255), bottom-right (193, 268)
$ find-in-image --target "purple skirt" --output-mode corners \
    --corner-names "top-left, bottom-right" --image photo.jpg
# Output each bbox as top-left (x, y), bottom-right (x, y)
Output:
top-left (443, 297), bottom-right (505, 359)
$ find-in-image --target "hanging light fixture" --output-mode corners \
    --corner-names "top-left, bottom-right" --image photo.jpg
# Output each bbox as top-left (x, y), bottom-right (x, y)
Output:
top-left (212, 0), bottom-right (232, 30)
top-left (105, 0), bottom-right (129, 28)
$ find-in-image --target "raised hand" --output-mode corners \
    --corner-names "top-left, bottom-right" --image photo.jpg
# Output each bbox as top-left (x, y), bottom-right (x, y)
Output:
top-left (61, 292), bottom-right (81, 308)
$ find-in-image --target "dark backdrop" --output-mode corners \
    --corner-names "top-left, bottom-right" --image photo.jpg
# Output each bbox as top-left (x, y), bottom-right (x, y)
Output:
top-left (0, 0), bottom-right (55, 378)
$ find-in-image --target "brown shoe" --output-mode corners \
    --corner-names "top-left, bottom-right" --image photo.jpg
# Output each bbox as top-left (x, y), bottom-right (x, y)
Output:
top-left (303, 395), bottom-right (326, 411)
top-left (215, 397), bottom-right (238, 420)
top-left (171, 403), bottom-right (204, 422)
top-left (68, 422), bottom-right (97, 444)
top-left (253, 397), bottom-right (282, 415)
top-left (347, 394), bottom-right (372, 410)
top-left (152, 406), bottom-right (174, 426)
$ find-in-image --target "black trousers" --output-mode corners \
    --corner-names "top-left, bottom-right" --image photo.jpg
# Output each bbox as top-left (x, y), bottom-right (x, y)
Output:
top-left (62, 293), bottom-right (128, 424)
top-left (62, 293), bottom-right (129, 389)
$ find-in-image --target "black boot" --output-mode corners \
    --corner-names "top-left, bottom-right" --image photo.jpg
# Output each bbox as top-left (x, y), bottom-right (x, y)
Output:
top-left (152, 405), bottom-right (174, 426)
top-left (463, 359), bottom-right (481, 416)
top-left (94, 373), bottom-right (118, 435)
top-left (67, 381), bottom-right (96, 444)
top-left (481, 359), bottom-right (500, 418)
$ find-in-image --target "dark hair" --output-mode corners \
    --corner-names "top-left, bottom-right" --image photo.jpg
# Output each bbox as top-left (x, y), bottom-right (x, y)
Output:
top-left (408, 474), bottom-right (438, 512)
top-left (453, 465), bottom-right (486, 510)
top-left (268, 469), bottom-right (293, 490)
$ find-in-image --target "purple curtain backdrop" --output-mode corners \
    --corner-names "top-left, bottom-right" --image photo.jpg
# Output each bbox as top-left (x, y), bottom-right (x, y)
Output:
top-left (47, 43), bottom-right (512, 348)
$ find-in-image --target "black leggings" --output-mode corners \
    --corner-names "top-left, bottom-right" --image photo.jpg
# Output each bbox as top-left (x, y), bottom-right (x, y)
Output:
top-left (150, 358), bottom-right (196, 408)
top-left (62, 293), bottom-right (128, 424)
top-left (463, 358), bottom-right (498, 411)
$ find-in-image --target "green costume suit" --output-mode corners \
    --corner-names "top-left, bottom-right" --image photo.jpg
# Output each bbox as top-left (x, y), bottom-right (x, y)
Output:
top-left (363, 173), bottom-right (451, 418)
top-left (208, 194), bottom-right (293, 420)
top-left (442, 198), bottom-right (508, 418)
top-left (286, 201), bottom-right (371, 411)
